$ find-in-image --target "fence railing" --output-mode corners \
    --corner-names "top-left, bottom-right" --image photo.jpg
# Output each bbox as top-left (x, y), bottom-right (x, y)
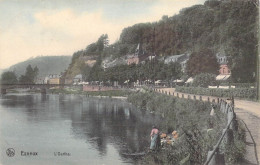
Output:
top-left (204, 99), bottom-right (236, 165)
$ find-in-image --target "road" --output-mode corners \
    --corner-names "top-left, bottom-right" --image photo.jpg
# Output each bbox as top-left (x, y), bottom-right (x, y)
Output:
top-left (157, 88), bottom-right (260, 165)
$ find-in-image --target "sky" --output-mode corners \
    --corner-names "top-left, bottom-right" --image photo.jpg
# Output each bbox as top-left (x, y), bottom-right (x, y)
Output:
top-left (0, 0), bottom-right (205, 69)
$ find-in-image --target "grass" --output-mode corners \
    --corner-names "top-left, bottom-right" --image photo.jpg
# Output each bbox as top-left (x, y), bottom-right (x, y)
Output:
top-left (48, 87), bottom-right (132, 97)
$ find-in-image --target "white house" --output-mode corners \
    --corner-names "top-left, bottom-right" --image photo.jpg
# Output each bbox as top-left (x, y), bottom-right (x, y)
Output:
top-left (73, 74), bottom-right (83, 83)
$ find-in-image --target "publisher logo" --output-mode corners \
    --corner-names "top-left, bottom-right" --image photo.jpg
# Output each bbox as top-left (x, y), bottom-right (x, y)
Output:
top-left (6, 148), bottom-right (15, 157)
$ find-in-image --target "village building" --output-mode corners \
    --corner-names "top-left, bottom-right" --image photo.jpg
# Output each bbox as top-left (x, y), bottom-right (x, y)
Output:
top-left (36, 78), bottom-right (44, 84)
top-left (65, 79), bottom-right (73, 85)
top-left (102, 56), bottom-right (127, 70)
top-left (164, 53), bottom-right (190, 72)
top-left (73, 74), bottom-right (83, 83)
top-left (216, 52), bottom-right (231, 81)
top-left (44, 74), bottom-right (61, 84)
top-left (127, 43), bottom-right (153, 65)
top-left (44, 76), bottom-right (49, 84)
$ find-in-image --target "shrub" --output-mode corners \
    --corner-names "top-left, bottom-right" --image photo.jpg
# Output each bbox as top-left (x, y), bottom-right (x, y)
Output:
top-left (192, 73), bottom-right (217, 87)
top-left (176, 86), bottom-right (257, 100)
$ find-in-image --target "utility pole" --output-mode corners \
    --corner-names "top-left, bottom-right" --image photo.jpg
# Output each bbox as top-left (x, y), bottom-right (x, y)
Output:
top-left (153, 27), bottom-right (156, 86)
top-left (258, 4), bottom-right (260, 102)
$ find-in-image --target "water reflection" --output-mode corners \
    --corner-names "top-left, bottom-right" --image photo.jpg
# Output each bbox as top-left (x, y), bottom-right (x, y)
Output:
top-left (0, 94), bottom-right (161, 164)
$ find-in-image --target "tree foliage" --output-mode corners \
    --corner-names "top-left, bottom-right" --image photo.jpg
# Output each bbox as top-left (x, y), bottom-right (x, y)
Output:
top-left (186, 48), bottom-right (219, 77)
top-left (65, 0), bottom-right (258, 83)
top-left (192, 73), bottom-right (217, 88)
top-left (80, 59), bottom-right (182, 86)
top-left (19, 65), bottom-right (39, 84)
top-left (85, 34), bottom-right (109, 55)
top-left (0, 71), bottom-right (18, 84)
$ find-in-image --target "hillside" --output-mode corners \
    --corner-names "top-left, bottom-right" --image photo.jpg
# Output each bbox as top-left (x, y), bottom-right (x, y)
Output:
top-left (7, 56), bottom-right (72, 77)
top-left (64, 0), bottom-right (258, 83)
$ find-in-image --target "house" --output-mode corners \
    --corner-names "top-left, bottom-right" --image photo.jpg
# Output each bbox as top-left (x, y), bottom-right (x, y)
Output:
top-left (65, 79), bottom-right (73, 85)
top-left (216, 52), bottom-right (231, 81)
top-left (219, 64), bottom-right (231, 75)
top-left (73, 74), bottom-right (83, 83)
top-left (127, 43), bottom-right (143, 65)
top-left (36, 78), bottom-right (44, 84)
top-left (216, 52), bottom-right (231, 75)
top-left (185, 77), bottom-right (194, 84)
top-left (44, 76), bottom-right (49, 84)
top-left (127, 43), bottom-right (152, 65)
top-left (127, 54), bottom-right (140, 65)
top-left (164, 53), bottom-right (190, 72)
top-left (102, 56), bottom-right (127, 69)
top-left (45, 74), bottom-right (61, 84)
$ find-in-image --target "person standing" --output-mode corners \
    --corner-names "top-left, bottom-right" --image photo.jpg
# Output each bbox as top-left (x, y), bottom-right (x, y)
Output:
top-left (150, 125), bottom-right (160, 150)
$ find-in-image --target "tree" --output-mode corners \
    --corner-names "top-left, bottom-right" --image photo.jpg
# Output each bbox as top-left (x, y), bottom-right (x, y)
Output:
top-left (166, 62), bottom-right (182, 81)
top-left (86, 43), bottom-right (97, 53)
top-left (192, 73), bottom-right (217, 87)
top-left (97, 34), bottom-right (109, 52)
top-left (0, 71), bottom-right (18, 84)
top-left (19, 65), bottom-right (39, 84)
top-left (81, 65), bottom-right (91, 81)
top-left (186, 48), bottom-right (219, 77)
top-left (33, 66), bottom-right (39, 80)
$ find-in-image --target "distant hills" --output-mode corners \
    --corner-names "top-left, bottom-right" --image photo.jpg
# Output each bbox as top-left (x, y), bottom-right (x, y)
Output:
top-left (6, 56), bottom-right (72, 78)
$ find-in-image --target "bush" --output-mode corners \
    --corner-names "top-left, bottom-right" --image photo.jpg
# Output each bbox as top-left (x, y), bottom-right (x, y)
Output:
top-left (192, 73), bottom-right (217, 87)
top-left (219, 82), bottom-right (256, 88)
top-left (176, 86), bottom-right (257, 100)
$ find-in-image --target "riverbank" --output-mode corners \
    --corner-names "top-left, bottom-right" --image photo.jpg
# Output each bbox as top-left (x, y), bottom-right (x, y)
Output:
top-left (48, 87), bottom-right (132, 98)
top-left (127, 90), bottom-right (246, 165)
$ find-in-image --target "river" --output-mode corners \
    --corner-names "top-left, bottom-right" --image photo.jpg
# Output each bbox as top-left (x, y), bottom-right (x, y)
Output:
top-left (0, 93), bottom-right (160, 165)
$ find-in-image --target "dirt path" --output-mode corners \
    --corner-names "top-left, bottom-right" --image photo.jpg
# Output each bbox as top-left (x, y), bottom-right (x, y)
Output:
top-left (157, 88), bottom-right (260, 165)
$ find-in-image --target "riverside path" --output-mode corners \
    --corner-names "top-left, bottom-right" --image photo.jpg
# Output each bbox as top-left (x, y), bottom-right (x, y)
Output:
top-left (157, 88), bottom-right (260, 165)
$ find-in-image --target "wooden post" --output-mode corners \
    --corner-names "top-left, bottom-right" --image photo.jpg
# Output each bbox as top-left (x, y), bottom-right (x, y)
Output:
top-left (41, 88), bottom-right (46, 95)
top-left (182, 94), bottom-right (184, 98)
top-left (193, 95), bottom-right (196, 100)
top-left (222, 102), bottom-right (227, 113)
top-left (208, 97), bottom-right (210, 102)
top-left (225, 103), bottom-right (229, 112)
top-left (256, 9), bottom-right (260, 102)
top-left (206, 148), bottom-right (225, 165)
top-left (231, 119), bottom-right (238, 132)
top-left (1, 88), bottom-right (7, 95)
top-left (217, 98), bottom-right (220, 104)
top-left (188, 95), bottom-right (190, 99)
top-left (200, 95), bottom-right (202, 101)
top-left (223, 129), bottom-right (234, 145)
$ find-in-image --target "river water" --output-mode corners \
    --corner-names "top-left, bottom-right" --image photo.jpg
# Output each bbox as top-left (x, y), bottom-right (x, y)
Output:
top-left (0, 93), bottom-right (160, 165)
